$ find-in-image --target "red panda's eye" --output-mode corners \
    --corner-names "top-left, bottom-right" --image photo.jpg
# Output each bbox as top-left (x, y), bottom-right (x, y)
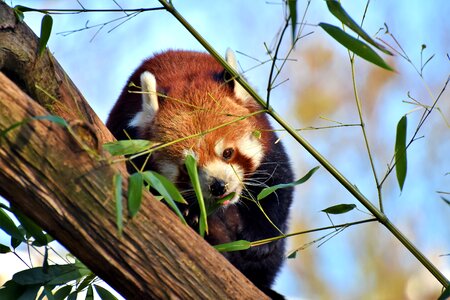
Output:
top-left (222, 148), bottom-right (234, 160)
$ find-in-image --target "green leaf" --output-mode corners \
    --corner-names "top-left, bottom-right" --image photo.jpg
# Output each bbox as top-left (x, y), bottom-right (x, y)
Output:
top-left (185, 154), bottom-right (207, 236)
top-left (288, 0), bottom-right (297, 43)
top-left (321, 203), bottom-right (356, 214)
top-left (0, 280), bottom-right (25, 299)
top-left (12, 264), bottom-right (90, 286)
top-left (94, 285), bottom-right (118, 300)
top-left (1, 115), bottom-right (67, 138)
top-left (0, 208), bottom-right (24, 242)
top-left (13, 5), bottom-right (36, 13)
top-left (395, 115), bottom-right (407, 191)
top-left (12, 209), bottom-right (48, 246)
top-left (213, 240), bottom-right (251, 252)
top-left (319, 23), bottom-right (394, 71)
top-left (325, 0), bottom-right (392, 55)
top-left (85, 285), bottom-right (94, 300)
top-left (43, 286), bottom-right (56, 300)
top-left (46, 267), bottom-right (91, 286)
top-left (438, 285), bottom-right (450, 300)
top-left (68, 292), bottom-right (78, 300)
top-left (103, 139), bottom-right (153, 156)
top-left (76, 273), bottom-right (96, 292)
top-left (34, 115), bottom-right (68, 127)
top-left (11, 237), bottom-right (22, 249)
top-left (143, 172), bottom-right (186, 204)
top-left (142, 171), bottom-right (187, 225)
top-left (114, 174), bottom-right (123, 235)
top-left (258, 166), bottom-right (319, 200)
top-left (13, 7), bottom-right (25, 22)
top-left (0, 243), bottom-right (11, 253)
top-left (17, 284), bottom-right (41, 300)
top-left (128, 172), bottom-right (143, 218)
top-left (39, 14), bottom-right (53, 56)
top-left (287, 251), bottom-right (297, 259)
top-left (53, 285), bottom-right (73, 300)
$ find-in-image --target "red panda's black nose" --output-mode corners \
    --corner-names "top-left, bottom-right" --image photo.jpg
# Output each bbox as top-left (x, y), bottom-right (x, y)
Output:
top-left (210, 178), bottom-right (227, 197)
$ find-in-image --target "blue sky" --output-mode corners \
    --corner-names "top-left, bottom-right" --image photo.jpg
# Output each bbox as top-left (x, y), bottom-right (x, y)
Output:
top-left (1, 0), bottom-right (449, 298)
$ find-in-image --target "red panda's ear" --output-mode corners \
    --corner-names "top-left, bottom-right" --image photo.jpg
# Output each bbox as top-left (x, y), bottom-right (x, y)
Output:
top-left (225, 48), bottom-right (252, 102)
top-left (129, 71), bottom-right (159, 129)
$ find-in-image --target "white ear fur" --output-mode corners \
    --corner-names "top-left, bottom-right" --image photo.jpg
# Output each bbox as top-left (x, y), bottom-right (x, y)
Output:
top-left (225, 48), bottom-right (239, 71)
top-left (225, 48), bottom-right (251, 102)
top-left (129, 71), bottom-right (159, 129)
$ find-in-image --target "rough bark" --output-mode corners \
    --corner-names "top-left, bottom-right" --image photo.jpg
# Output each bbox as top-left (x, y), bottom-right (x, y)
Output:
top-left (0, 3), bottom-right (266, 299)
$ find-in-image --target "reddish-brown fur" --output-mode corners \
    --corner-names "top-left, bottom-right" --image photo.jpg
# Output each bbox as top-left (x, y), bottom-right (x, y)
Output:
top-left (108, 50), bottom-right (272, 171)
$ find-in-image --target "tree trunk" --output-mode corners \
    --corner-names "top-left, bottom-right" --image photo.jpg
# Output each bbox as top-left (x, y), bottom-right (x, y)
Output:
top-left (0, 3), bottom-right (266, 299)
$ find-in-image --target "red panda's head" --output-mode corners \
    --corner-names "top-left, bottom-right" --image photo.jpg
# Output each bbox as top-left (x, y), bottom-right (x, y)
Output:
top-left (128, 50), bottom-right (271, 206)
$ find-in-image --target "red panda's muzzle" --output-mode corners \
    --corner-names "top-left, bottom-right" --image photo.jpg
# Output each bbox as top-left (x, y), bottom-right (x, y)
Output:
top-left (209, 178), bottom-right (227, 198)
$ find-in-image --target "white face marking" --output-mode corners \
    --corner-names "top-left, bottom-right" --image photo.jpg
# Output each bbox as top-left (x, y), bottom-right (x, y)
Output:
top-left (214, 139), bottom-right (225, 157)
top-left (200, 159), bottom-right (244, 204)
top-left (237, 133), bottom-right (264, 168)
top-left (225, 49), bottom-right (251, 102)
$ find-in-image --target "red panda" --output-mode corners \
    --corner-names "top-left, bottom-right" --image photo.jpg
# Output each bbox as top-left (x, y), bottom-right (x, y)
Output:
top-left (107, 49), bottom-right (293, 299)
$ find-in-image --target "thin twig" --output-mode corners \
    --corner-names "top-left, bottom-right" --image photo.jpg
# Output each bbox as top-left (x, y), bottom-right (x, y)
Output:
top-left (18, 7), bottom-right (164, 15)
top-left (251, 218), bottom-right (377, 247)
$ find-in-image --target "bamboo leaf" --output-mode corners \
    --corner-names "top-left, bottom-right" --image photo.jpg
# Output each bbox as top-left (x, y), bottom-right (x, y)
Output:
top-left (287, 251), bottom-right (297, 259)
top-left (438, 286), bottom-right (450, 300)
top-left (1, 115), bottom-right (67, 138)
top-left (77, 273), bottom-right (96, 292)
top-left (43, 286), bottom-right (56, 300)
top-left (33, 115), bottom-right (68, 127)
top-left (17, 285), bottom-right (41, 300)
top-left (128, 172), bottom-right (143, 218)
top-left (213, 240), bottom-right (251, 252)
top-left (85, 285), bottom-right (94, 300)
top-left (0, 208), bottom-right (24, 242)
top-left (143, 171), bottom-right (186, 204)
top-left (11, 232), bottom-right (24, 249)
top-left (13, 5), bottom-right (36, 13)
top-left (68, 292), bottom-right (78, 300)
top-left (395, 115), bottom-right (408, 191)
top-left (0, 243), bottom-right (11, 253)
top-left (103, 140), bottom-right (152, 156)
top-left (13, 7), bottom-right (25, 22)
top-left (53, 285), bottom-right (73, 300)
top-left (258, 166), bottom-right (319, 200)
top-left (142, 171), bottom-right (187, 225)
top-left (39, 14), bottom-right (53, 56)
top-left (325, 0), bottom-right (393, 55)
top-left (288, 0), bottom-right (297, 43)
top-left (319, 23), bottom-right (394, 71)
top-left (114, 174), bottom-right (123, 235)
top-left (321, 203), bottom-right (356, 215)
top-left (12, 209), bottom-right (48, 246)
top-left (12, 264), bottom-right (90, 285)
top-left (94, 285), bottom-right (118, 300)
top-left (185, 154), bottom-right (208, 236)
top-left (0, 280), bottom-right (25, 299)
